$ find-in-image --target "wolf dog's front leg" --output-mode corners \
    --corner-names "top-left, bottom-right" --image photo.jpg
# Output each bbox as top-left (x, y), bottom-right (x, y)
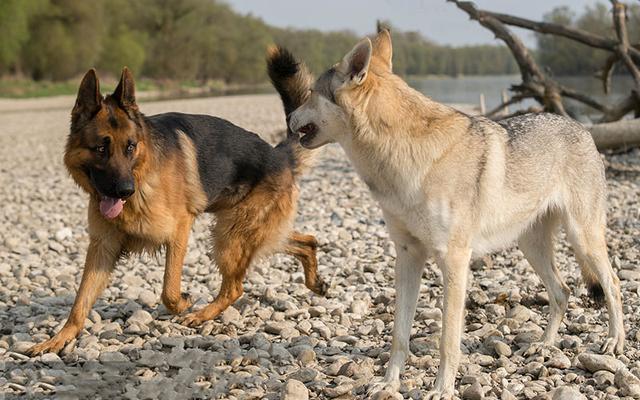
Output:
top-left (427, 246), bottom-right (471, 400)
top-left (162, 216), bottom-right (195, 314)
top-left (369, 226), bottom-right (426, 397)
top-left (28, 237), bottom-right (121, 355)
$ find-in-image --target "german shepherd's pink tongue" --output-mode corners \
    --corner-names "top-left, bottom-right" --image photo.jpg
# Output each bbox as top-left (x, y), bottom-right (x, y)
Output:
top-left (100, 197), bottom-right (124, 219)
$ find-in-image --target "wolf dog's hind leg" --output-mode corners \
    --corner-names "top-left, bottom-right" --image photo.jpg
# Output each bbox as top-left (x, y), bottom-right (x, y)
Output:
top-left (518, 212), bottom-right (570, 355)
top-left (424, 245), bottom-right (471, 400)
top-left (564, 212), bottom-right (624, 354)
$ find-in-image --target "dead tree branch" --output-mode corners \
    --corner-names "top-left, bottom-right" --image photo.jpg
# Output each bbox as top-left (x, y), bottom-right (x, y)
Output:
top-left (451, 0), bottom-right (569, 116)
top-left (449, 0), bottom-right (640, 124)
top-left (482, 10), bottom-right (640, 63)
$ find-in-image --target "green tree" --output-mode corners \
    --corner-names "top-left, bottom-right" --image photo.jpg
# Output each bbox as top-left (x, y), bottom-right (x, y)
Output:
top-left (0, 0), bottom-right (43, 74)
top-left (21, 0), bottom-right (104, 80)
top-left (98, 0), bottom-right (147, 77)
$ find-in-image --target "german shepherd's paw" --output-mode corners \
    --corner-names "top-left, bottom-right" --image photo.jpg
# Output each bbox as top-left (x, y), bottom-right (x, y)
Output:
top-left (27, 330), bottom-right (76, 356)
top-left (162, 292), bottom-right (193, 315)
top-left (310, 278), bottom-right (329, 296)
top-left (180, 310), bottom-right (213, 327)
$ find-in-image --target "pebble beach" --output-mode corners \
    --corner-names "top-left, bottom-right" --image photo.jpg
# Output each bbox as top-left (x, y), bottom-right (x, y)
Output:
top-left (1, 94), bottom-right (639, 399)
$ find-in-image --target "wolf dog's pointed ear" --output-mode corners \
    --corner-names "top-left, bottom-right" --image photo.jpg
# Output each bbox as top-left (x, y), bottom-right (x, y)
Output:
top-left (113, 67), bottom-right (136, 108)
top-left (340, 37), bottom-right (372, 86)
top-left (72, 69), bottom-right (102, 121)
top-left (373, 29), bottom-right (392, 72)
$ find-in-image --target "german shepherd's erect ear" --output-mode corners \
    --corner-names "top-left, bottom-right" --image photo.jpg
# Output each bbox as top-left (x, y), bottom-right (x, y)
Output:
top-left (112, 67), bottom-right (137, 109)
top-left (338, 37), bottom-right (372, 87)
top-left (72, 69), bottom-right (102, 126)
top-left (373, 29), bottom-right (393, 72)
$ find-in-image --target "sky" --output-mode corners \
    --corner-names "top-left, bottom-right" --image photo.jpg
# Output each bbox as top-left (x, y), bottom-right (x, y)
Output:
top-left (224, 0), bottom-right (604, 47)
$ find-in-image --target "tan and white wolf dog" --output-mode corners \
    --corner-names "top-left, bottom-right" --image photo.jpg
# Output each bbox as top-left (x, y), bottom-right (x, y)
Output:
top-left (285, 30), bottom-right (624, 398)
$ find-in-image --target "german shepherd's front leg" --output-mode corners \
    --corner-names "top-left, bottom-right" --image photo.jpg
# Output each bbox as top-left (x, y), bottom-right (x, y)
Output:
top-left (28, 237), bottom-right (122, 355)
top-left (161, 215), bottom-right (194, 315)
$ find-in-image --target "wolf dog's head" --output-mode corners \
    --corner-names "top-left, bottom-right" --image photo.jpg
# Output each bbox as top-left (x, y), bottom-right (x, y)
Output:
top-left (64, 68), bottom-right (149, 220)
top-left (289, 30), bottom-right (393, 149)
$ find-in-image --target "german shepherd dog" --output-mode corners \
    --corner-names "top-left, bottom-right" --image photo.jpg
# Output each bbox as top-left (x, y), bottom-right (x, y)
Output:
top-left (286, 30), bottom-right (624, 398)
top-left (28, 51), bottom-right (324, 355)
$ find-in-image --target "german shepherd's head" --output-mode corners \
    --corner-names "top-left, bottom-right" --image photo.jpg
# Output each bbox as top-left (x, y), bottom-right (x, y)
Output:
top-left (65, 68), bottom-right (149, 220)
top-left (289, 30), bottom-right (393, 149)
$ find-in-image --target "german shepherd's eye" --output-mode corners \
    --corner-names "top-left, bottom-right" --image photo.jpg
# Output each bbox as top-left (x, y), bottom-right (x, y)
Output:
top-left (126, 142), bottom-right (137, 154)
top-left (96, 145), bottom-right (106, 154)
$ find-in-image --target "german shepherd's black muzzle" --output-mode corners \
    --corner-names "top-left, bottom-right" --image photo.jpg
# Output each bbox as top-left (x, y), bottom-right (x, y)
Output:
top-left (89, 168), bottom-right (135, 199)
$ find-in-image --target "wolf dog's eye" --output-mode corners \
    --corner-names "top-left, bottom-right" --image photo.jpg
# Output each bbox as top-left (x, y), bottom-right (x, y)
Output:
top-left (96, 145), bottom-right (106, 154)
top-left (126, 142), bottom-right (137, 154)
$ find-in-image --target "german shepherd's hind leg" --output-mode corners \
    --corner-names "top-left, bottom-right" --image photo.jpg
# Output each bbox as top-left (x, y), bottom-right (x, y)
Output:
top-left (28, 237), bottom-right (122, 355)
top-left (181, 180), bottom-right (296, 327)
top-left (181, 229), bottom-right (253, 327)
top-left (519, 211), bottom-right (571, 356)
top-left (161, 215), bottom-right (195, 315)
top-left (563, 212), bottom-right (624, 354)
top-left (285, 232), bottom-right (327, 295)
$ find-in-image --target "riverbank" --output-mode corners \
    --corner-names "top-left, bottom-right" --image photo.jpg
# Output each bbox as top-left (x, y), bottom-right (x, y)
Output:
top-left (0, 94), bottom-right (638, 399)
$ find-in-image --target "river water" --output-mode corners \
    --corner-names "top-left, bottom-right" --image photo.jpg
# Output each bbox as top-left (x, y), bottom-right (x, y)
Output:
top-left (407, 74), bottom-right (635, 120)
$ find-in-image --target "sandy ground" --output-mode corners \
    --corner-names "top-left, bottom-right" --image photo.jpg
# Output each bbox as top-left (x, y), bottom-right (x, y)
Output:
top-left (0, 94), bottom-right (639, 400)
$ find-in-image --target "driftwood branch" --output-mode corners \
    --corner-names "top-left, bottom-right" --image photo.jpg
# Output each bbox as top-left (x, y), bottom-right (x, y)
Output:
top-left (589, 119), bottom-right (640, 149)
top-left (611, 0), bottom-right (640, 116)
top-left (485, 94), bottom-right (533, 118)
top-left (599, 54), bottom-right (618, 94)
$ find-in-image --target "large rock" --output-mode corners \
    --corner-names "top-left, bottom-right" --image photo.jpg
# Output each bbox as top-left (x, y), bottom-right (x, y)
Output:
top-left (615, 368), bottom-right (640, 398)
top-left (99, 351), bottom-right (129, 363)
top-left (550, 386), bottom-right (586, 400)
top-left (463, 382), bottom-right (484, 400)
top-left (578, 353), bottom-right (624, 373)
top-left (127, 309), bottom-right (153, 326)
top-left (281, 379), bottom-right (309, 400)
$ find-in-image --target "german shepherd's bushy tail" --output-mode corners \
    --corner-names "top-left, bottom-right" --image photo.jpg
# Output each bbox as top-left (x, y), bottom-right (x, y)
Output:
top-left (267, 45), bottom-right (316, 178)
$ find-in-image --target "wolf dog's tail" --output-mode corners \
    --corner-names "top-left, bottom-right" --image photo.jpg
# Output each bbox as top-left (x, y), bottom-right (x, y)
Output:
top-left (267, 45), bottom-right (316, 178)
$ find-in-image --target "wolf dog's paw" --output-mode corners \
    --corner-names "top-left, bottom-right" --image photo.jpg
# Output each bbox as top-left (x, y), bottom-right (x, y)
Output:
top-left (425, 389), bottom-right (454, 400)
top-left (601, 332), bottom-right (624, 355)
top-left (366, 377), bottom-right (401, 399)
top-left (522, 341), bottom-right (554, 358)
